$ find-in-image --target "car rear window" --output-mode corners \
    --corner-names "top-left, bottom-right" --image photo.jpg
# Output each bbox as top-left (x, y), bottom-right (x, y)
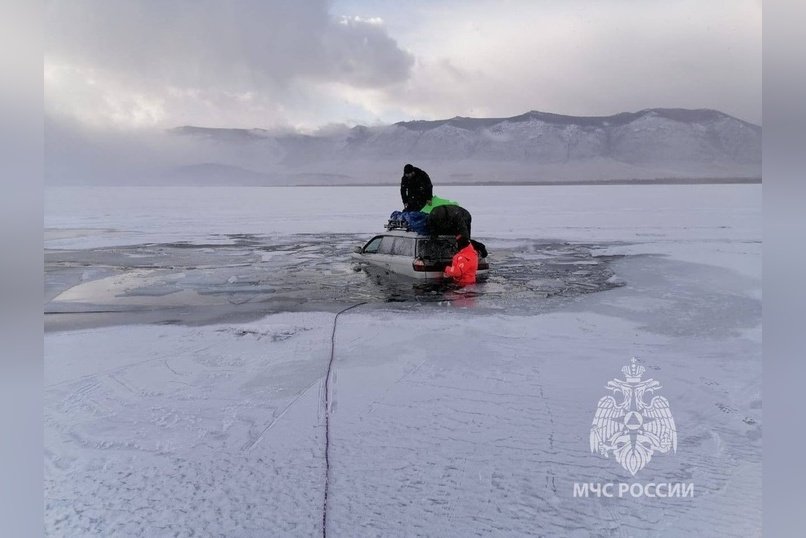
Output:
top-left (417, 238), bottom-right (456, 260)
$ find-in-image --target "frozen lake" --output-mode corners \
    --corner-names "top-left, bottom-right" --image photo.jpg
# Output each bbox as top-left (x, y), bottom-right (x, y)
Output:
top-left (44, 185), bottom-right (761, 536)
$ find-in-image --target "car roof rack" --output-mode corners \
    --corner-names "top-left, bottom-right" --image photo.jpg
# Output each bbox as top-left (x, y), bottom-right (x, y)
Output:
top-left (384, 218), bottom-right (413, 231)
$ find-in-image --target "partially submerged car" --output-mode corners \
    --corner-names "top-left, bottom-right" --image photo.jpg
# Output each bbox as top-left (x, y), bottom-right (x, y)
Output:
top-left (351, 229), bottom-right (489, 280)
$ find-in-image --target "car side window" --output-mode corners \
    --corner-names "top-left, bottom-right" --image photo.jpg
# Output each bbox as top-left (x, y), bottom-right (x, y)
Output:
top-left (392, 237), bottom-right (415, 257)
top-left (377, 236), bottom-right (395, 255)
top-left (363, 236), bottom-right (382, 253)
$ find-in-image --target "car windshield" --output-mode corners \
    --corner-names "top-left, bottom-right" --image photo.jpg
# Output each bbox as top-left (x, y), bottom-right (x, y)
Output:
top-left (363, 236), bottom-right (382, 253)
top-left (417, 238), bottom-right (456, 260)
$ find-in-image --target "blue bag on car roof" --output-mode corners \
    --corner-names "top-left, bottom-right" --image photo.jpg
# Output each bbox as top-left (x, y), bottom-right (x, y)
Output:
top-left (388, 211), bottom-right (429, 235)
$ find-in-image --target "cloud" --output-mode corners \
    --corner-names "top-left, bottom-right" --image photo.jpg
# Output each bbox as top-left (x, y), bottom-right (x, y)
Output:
top-left (44, 0), bottom-right (761, 130)
top-left (362, 0), bottom-right (761, 124)
top-left (322, 15), bottom-right (414, 86)
top-left (45, 0), bottom-right (414, 128)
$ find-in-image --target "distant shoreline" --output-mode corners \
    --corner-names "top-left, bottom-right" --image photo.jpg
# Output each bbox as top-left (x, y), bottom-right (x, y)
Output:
top-left (306, 177), bottom-right (762, 187)
top-left (49, 177), bottom-right (762, 188)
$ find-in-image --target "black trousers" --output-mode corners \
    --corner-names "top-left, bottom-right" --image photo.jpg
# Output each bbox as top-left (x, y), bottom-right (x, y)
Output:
top-left (428, 205), bottom-right (472, 238)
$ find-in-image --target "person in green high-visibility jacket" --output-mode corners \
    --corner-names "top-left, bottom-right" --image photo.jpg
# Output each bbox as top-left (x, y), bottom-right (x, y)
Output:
top-left (420, 195), bottom-right (458, 214)
top-left (428, 204), bottom-right (472, 239)
top-left (425, 199), bottom-right (489, 258)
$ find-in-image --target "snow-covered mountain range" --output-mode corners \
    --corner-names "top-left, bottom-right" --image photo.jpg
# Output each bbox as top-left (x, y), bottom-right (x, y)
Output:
top-left (167, 108), bottom-right (760, 185)
top-left (46, 108), bottom-right (761, 185)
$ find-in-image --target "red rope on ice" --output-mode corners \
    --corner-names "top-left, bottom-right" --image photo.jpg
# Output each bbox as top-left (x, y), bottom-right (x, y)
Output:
top-left (322, 302), bottom-right (366, 538)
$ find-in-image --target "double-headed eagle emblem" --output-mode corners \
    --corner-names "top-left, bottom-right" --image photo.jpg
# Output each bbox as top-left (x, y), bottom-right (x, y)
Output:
top-left (590, 358), bottom-right (677, 475)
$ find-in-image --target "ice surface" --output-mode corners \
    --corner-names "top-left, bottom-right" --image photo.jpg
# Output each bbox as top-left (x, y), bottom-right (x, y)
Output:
top-left (44, 184), bottom-right (761, 536)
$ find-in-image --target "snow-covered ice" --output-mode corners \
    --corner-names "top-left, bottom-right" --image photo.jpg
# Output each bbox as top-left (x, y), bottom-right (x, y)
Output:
top-left (45, 185), bottom-right (761, 536)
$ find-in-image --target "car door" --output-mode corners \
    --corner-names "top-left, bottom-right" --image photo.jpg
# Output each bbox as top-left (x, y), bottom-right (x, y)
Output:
top-left (374, 235), bottom-right (397, 273)
top-left (389, 236), bottom-right (417, 276)
top-left (359, 235), bottom-right (385, 267)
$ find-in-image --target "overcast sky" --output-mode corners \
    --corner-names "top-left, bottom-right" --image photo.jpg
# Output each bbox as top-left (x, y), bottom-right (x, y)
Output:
top-left (45, 0), bottom-right (762, 131)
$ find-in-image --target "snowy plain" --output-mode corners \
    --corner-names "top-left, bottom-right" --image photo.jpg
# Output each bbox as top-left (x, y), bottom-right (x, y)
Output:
top-left (44, 184), bottom-right (761, 537)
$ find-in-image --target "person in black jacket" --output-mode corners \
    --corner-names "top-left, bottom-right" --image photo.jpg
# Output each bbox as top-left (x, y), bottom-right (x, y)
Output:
top-left (400, 164), bottom-right (433, 212)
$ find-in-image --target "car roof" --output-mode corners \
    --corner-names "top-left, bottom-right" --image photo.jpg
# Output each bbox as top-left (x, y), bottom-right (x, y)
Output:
top-left (380, 229), bottom-right (454, 239)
